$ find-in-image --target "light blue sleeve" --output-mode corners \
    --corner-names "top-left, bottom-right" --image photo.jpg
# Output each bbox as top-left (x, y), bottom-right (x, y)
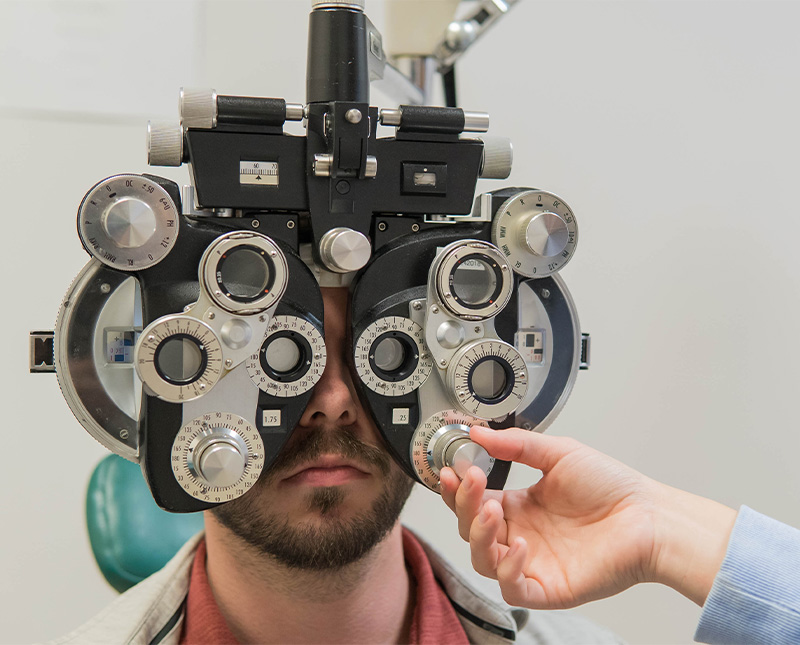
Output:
top-left (695, 505), bottom-right (800, 644)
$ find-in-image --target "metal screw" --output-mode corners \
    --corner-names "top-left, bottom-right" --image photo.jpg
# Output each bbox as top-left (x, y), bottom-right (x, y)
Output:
top-left (100, 283), bottom-right (111, 294)
top-left (252, 219), bottom-right (260, 228)
top-left (444, 292), bottom-right (452, 299)
top-left (287, 220), bottom-right (296, 229)
top-left (271, 251), bottom-right (277, 257)
top-left (183, 304), bottom-right (192, 312)
top-left (474, 326), bottom-right (481, 333)
top-left (501, 265), bottom-right (508, 271)
top-left (522, 422), bottom-right (532, 430)
top-left (431, 306), bottom-right (439, 314)
top-left (541, 289), bottom-right (551, 299)
top-left (199, 383), bottom-right (206, 390)
top-left (412, 301), bottom-right (422, 311)
top-left (411, 223), bottom-right (420, 232)
top-left (345, 108), bottom-right (363, 124)
top-left (335, 180), bottom-right (350, 195)
top-left (148, 335), bottom-right (155, 342)
top-left (119, 429), bottom-right (129, 440)
top-left (314, 353), bottom-right (321, 360)
top-left (225, 359), bottom-right (233, 368)
top-left (208, 312), bottom-right (215, 320)
top-left (518, 371), bottom-right (526, 379)
top-left (378, 222), bottom-right (387, 232)
top-left (259, 315), bottom-right (266, 323)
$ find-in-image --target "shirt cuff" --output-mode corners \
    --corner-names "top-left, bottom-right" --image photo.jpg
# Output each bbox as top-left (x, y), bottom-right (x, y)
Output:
top-left (695, 505), bottom-right (800, 644)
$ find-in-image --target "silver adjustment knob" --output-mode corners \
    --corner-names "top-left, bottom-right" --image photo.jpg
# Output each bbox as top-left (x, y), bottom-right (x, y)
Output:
top-left (478, 136), bottom-right (513, 179)
top-left (189, 429), bottom-right (248, 489)
top-left (520, 211), bottom-right (569, 258)
top-left (147, 121), bottom-right (184, 167)
top-left (180, 87), bottom-right (218, 129)
top-left (312, 0), bottom-right (365, 10)
top-left (444, 438), bottom-right (494, 480)
top-left (319, 227), bottom-right (371, 273)
top-left (195, 440), bottom-right (246, 488)
top-left (102, 198), bottom-right (157, 249)
top-left (429, 424), bottom-right (493, 480)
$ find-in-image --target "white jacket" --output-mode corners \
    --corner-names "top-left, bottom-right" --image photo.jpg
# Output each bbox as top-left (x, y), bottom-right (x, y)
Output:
top-left (51, 532), bottom-right (623, 644)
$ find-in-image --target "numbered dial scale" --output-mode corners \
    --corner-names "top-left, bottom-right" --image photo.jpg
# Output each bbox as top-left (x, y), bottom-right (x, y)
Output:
top-left (77, 174), bottom-right (179, 270)
top-left (411, 410), bottom-right (495, 491)
top-left (135, 315), bottom-right (224, 402)
top-left (171, 413), bottom-right (265, 503)
top-left (354, 317), bottom-right (433, 396)
top-left (492, 190), bottom-right (578, 277)
top-left (246, 315), bottom-right (327, 397)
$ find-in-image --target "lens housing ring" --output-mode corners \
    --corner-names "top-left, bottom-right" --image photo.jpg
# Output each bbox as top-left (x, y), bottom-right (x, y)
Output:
top-left (201, 232), bottom-right (288, 314)
top-left (434, 241), bottom-right (512, 320)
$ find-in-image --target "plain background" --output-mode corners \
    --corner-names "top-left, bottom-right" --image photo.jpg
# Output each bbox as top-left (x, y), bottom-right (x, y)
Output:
top-left (3, 1), bottom-right (799, 643)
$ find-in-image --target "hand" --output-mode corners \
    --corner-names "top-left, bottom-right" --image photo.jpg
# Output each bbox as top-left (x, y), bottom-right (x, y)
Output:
top-left (439, 427), bottom-right (736, 609)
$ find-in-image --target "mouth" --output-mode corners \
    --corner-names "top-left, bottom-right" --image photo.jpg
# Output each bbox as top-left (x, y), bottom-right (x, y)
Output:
top-left (281, 456), bottom-right (372, 487)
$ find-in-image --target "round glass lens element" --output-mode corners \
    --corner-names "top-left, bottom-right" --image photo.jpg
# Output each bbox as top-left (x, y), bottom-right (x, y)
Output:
top-left (265, 337), bottom-right (302, 374)
top-left (470, 359), bottom-right (508, 401)
top-left (451, 258), bottom-right (498, 305)
top-left (155, 335), bottom-right (205, 384)
top-left (217, 247), bottom-right (271, 301)
top-left (373, 337), bottom-right (406, 373)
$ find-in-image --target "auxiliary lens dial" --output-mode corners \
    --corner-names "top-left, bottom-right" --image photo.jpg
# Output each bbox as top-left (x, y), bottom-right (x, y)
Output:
top-left (246, 315), bottom-right (327, 397)
top-left (411, 410), bottom-right (495, 492)
top-left (135, 314), bottom-right (224, 402)
top-left (354, 317), bottom-right (433, 396)
top-left (171, 413), bottom-right (265, 503)
top-left (77, 174), bottom-right (179, 270)
top-left (492, 189), bottom-right (578, 277)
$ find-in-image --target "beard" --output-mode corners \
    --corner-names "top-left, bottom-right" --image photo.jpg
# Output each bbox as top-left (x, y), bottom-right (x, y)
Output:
top-left (211, 425), bottom-right (415, 571)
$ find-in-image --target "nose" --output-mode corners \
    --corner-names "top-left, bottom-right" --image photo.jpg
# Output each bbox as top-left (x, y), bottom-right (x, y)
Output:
top-left (298, 348), bottom-right (360, 427)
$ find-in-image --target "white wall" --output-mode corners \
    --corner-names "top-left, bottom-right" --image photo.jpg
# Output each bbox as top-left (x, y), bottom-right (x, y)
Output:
top-left (3, 1), bottom-right (799, 643)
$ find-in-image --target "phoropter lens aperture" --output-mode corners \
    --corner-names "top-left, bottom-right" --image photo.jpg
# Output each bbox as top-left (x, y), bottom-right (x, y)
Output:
top-left (154, 334), bottom-right (208, 385)
top-left (216, 245), bottom-right (274, 302)
top-left (450, 255), bottom-right (500, 308)
top-left (265, 336), bottom-right (302, 374)
top-left (369, 332), bottom-right (418, 382)
top-left (259, 330), bottom-right (312, 382)
top-left (468, 356), bottom-right (514, 404)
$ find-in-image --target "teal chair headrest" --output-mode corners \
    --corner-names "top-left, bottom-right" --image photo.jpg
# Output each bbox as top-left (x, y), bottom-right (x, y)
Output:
top-left (86, 454), bottom-right (205, 593)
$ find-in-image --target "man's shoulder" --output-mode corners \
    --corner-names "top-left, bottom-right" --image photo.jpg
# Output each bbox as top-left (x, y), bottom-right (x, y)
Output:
top-left (411, 529), bottom-right (624, 645)
top-left (47, 533), bottom-right (203, 645)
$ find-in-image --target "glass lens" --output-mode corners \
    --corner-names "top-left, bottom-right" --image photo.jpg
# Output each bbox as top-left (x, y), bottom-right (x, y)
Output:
top-left (373, 337), bottom-right (406, 373)
top-left (452, 258), bottom-right (497, 305)
top-left (218, 247), bottom-right (270, 300)
top-left (156, 336), bottom-right (204, 383)
top-left (470, 359), bottom-right (508, 401)
top-left (265, 337), bottom-right (302, 374)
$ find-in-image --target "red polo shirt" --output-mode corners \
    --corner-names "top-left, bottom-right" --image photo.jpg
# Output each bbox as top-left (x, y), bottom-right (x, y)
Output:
top-left (180, 528), bottom-right (469, 644)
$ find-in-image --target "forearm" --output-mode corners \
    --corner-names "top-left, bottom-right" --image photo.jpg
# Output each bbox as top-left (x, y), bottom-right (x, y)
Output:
top-left (650, 482), bottom-right (737, 606)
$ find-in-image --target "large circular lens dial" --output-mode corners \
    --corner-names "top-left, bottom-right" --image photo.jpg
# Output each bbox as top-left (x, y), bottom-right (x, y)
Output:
top-left (171, 413), bottom-right (264, 503)
top-left (135, 315), bottom-right (223, 402)
top-left (446, 339), bottom-right (528, 419)
top-left (201, 232), bottom-right (288, 314)
top-left (245, 316), bottom-right (326, 397)
top-left (434, 241), bottom-right (513, 320)
top-left (77, 174), bottom-right (179, 270)
top-left (411, 410), bottom-right (494, 492)
top-left (354, 317), bottom-right (433, 396)
top-left (491, 189), bottom-right (578, 277)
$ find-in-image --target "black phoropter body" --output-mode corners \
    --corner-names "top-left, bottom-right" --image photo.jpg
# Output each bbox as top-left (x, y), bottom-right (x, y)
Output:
top-left (38, 0), bottom-right (588, 512)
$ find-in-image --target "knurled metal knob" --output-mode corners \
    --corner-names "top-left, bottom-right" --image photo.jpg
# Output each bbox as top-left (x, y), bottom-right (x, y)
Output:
top-left (193, 438), bottom-right (246, 488)
top-left (147, 121), bottom-right (184, 167)
top-left (319, 227), bottom-right (371, 273)
top-left (430, 425), bottom-right (493, 480)
top-left (519, 211), bottom-right (569, 257)
top-left (478, 136), bottom-right (513, 179)
top-left (180, 87), bottom-right (218, 129)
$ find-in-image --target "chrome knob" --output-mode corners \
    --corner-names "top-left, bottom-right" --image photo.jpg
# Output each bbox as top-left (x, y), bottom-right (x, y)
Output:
top-left (519, 211), bottom-right (569, 258)
top-left (147, 121), bottom-right (184, 167)
top-left (180, 87), bottom-right (218, 129)
top-left (319, 227), bottom-right (371, 273)
top-left (429, 424), bottom-right (493, 480)
top-left (102, 198), bottom-right (157, 249)
top-left (478, 136), bottom-right (513, 179)
top-left (187, 427), bottom-right (250, 489)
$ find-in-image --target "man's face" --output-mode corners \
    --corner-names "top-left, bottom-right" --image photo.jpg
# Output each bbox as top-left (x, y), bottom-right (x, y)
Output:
top-left (211, 287), bottom-right (415, 569)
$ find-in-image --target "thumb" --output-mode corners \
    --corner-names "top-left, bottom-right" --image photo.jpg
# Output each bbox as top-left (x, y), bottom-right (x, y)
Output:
top-left (470, 426), bottom-right (581, 473)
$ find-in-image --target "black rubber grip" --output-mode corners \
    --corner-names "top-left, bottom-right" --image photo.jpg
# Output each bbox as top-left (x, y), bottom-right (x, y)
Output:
top-left (217, 96), bottom-right (287, 127)
top-left (398, 105), bottom-right (466, 134)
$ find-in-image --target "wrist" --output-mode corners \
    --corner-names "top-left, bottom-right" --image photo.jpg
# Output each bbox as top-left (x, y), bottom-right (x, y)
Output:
top-left (649, 483), bottom-right (737, 606)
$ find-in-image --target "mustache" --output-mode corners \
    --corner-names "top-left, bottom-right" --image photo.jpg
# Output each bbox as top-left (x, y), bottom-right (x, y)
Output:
top-left (269, 425), bottom-right (391, 479)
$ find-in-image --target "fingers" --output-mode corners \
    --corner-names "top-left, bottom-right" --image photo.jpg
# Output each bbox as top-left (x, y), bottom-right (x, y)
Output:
top-left (468, 498), bottom-right (506, 579)
top-left (470, 426), bottom-right (581, 473)
top-left (453, 466), bottom-right (487, 541)
top-left (495, 537), bottom-right (549, 609)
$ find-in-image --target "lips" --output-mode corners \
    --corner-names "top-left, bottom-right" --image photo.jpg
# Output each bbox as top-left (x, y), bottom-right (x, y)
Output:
top-left (281, 456), bottom-right (371, 487)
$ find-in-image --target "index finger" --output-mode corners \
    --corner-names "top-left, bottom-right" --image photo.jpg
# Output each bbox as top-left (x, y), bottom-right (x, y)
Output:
top-left (470, 426), bottom-right (582, 473)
